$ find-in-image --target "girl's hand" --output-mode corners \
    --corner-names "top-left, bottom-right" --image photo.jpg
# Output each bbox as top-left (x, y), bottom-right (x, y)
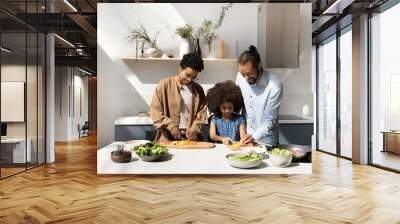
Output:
top-left (222, 137), bottom-right (233, 145)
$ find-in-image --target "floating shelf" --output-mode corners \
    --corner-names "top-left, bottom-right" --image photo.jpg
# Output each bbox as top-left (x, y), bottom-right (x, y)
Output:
top-left (123, 57), bottom-right (238, 62)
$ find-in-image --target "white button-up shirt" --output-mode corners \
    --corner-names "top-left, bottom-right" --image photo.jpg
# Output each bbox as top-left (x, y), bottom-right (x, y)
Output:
top-left (236, 69), bottom-right (283, 145)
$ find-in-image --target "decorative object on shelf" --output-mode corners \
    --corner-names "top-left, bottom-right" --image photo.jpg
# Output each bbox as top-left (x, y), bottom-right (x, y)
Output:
top-left (302, 104), bottom-right (311, 117)
top-left (219, 39), bottom-right (225, 58)
top-left (176, 24), bottom-right (194, 58)
top-left (145, 47), bottom-right (159, 58)
top-left (141, 41), bottom-right (144, 58)
top-left (179, 39), bottom-right (190, 58)
top-left (111, 143), bottom-right (132, 163)
top-left (194, 38), bottom-right (202, 57)
top-left (195, 3), bottom-right (233, 58)
top-left (125, 23), bottom-right (160, 58)
top-left (195, 19), bottom-right (217, 58)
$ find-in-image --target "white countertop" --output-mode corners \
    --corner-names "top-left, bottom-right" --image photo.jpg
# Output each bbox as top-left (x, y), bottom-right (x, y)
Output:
top-left (97, 142), bottom-right (312, 175)
top-left (114, 116), bottom-right (314, 126)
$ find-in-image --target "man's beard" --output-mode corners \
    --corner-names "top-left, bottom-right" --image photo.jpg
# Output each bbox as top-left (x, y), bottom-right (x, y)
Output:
top-left (247, 78), bottom-right (257, 85)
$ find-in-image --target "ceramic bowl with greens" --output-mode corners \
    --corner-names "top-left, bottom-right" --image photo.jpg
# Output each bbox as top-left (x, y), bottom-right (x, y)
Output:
top-left (133, 142), bottom-right (168, 162)
top-left (268, 148), bottom-right (293, 167)
top-left (226, 152), bottom-right (264, 169)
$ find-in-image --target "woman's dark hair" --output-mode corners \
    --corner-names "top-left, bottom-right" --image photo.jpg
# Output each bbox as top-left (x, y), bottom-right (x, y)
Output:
top-left (206, 80), bottom-right (244, 117)
top-left (238, 45), bottom-right (261, 68)
top-left (180, 53), bottom-right (204, 72)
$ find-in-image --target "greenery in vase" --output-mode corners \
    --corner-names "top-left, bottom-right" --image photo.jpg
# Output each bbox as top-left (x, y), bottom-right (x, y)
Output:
top-left (195, 20), bottom-right (217, 53)
top-left (175, 24), bottom-right (193, 39)
top-left (125, 23), bottom-right (159, 49)
top-left (195, 3), bottom-right (233, 55)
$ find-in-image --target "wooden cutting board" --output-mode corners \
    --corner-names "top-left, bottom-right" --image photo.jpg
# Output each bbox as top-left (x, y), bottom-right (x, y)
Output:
top-left (159, 141), bottom-right (215, 149)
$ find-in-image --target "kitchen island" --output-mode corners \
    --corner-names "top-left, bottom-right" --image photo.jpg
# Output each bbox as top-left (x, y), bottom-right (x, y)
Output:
top-left (97, 142), bottom-right (312, 175)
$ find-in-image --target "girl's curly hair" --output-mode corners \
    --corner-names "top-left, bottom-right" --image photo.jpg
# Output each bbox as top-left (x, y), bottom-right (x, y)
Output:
top-left (206, 80), bottom-right (244, 117)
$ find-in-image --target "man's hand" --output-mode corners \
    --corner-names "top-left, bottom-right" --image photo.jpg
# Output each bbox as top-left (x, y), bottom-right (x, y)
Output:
top-left (186, 130), bottom-right (198, 141)
top-left (171, 127), bottom-right (180, 140)
top-left (221, 137), bottom-right (233, 145)
top-left (240, 134), bottom-right (254, 145)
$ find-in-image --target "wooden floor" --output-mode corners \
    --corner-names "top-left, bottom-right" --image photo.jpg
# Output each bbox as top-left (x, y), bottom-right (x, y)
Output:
top-left (1, 134), bottom-right (400, 224)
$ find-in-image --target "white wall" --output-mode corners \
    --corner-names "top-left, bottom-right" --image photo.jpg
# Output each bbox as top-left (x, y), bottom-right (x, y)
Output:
top-left (97, 3), bottom-right (312, 148)
top-left (55, 67), bottom-right (89, 141)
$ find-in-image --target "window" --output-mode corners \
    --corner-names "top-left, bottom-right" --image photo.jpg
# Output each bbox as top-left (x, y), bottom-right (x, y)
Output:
top-left (339, 28), bottom-right (352, 158)
top-left (370, 2), bottom-right (400, 171)
top-left (317, 36), bottom-right (337, 154)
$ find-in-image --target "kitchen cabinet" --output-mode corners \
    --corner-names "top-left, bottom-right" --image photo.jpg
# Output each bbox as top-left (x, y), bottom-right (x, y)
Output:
top-left (114, 116), bottom-right (313, 146)
top-left (257, 3), bottom-right (300, 68)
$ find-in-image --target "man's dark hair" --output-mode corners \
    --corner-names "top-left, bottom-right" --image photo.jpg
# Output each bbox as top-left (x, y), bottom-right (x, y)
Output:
top-left (206, 80), bottom-right (244, 117)
top-left (238, 45), bottom-right (261, 68)
top-left (180, 53), bottom-right (204, 72)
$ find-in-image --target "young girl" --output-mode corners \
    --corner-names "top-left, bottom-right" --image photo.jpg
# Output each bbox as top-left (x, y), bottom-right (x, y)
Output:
top-left (206, 80), bottom-right (246, 144)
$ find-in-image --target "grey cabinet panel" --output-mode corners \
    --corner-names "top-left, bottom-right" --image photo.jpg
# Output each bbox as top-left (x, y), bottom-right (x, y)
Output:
top-left (279, 123), bottom-right (313, 146)
top-left (115, 125), bottom-right (156, 142)
top-left (115, 123), bottom-right (313, 146)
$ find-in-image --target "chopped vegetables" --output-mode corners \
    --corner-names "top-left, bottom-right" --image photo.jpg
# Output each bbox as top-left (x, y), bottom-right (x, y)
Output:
top-left (228, 142), bottom-right (241, 150)
top-left (133, 143), bottom-right (168, 156)
top-left (171, 140), bottom-right (198, 146)
top-left (227, 142), bottom-right (258, 150)
top-left (227, 152), bottom-right (263, 161)
top-left (269, 148), bottom-right (293, 156)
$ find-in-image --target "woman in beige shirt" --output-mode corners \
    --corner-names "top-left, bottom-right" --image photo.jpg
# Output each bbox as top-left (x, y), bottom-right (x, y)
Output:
top-left (150, 53), bottom-right (207, 142)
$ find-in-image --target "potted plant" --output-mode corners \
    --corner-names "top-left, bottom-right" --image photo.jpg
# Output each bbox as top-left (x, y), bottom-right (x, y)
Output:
top-left (126, 23), bottom-right (160, 58)
top-left (176, 24), bottom-right (193, 58)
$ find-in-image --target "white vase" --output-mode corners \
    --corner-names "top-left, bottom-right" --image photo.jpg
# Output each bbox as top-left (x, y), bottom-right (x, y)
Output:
top-left (145, 47), bottom-right (159, 58)
top-left (302, 104), bottom-right (311, 117)
top-left (179, 39), bottom-right (190, 58)
top-left (205, 41), bottom-right (217, 58)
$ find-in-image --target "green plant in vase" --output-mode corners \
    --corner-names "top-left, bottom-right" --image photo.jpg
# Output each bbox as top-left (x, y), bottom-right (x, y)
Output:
top-left (195, 20), bottom-right (217, 57)
top-left (176, 24), bottom-right (193, 40)
top-left (176, 24), bottom-right (194, 58)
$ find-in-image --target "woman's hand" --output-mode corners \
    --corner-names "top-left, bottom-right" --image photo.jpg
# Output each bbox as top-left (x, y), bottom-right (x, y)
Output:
top-left (221, 137), bottom-right (233, 145)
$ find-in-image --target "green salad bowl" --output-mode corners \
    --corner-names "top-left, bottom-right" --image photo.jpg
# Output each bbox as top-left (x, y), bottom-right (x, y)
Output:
top-left (226, 152), bottom-right (263, 169)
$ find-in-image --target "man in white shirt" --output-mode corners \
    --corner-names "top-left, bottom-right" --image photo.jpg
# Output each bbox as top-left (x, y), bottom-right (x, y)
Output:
top-left (236, 45), bottom-right (283, 146)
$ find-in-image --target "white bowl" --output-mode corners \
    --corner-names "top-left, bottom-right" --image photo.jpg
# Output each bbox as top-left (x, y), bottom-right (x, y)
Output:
top-left (269, 154), bottom-right (292, 167)
top-left (226, 153), bottom-right (263, 169)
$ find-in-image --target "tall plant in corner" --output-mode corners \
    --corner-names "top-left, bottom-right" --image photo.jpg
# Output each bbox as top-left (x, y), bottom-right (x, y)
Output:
top-left (195, 3), bottom-right (233, 57)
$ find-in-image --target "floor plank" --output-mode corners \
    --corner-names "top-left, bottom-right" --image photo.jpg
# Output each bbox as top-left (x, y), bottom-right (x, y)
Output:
top-left (0, 134), bottom-right (399, 224)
